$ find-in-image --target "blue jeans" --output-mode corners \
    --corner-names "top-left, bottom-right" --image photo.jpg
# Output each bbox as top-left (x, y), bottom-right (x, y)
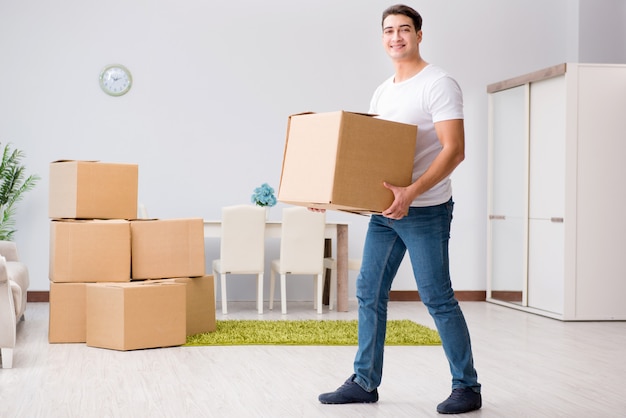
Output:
top-left (353, 199), bottom-right (480, 392)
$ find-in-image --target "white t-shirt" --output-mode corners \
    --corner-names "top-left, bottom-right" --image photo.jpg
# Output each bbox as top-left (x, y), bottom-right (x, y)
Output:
top-left (369, 64), bottom-right (464, 207)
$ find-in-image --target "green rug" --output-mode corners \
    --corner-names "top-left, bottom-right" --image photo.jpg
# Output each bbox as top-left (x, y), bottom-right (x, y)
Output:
top-left (185, 319), bottom-right (441, 346)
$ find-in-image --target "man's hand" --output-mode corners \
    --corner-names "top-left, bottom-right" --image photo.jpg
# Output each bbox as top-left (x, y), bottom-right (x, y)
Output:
top-left (381, 181), bottom-right (413, 219)
top-left (380, 119), bottom-right (465, 220)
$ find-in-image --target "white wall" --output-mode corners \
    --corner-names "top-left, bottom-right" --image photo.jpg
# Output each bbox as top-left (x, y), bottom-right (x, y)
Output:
top-left (0, 0), bottom-right (623, 301)
top-left (578, 0), bottom-right (626, 63)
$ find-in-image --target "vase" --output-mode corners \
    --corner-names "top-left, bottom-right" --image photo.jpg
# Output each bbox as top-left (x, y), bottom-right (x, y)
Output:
top-left (265, 206), bottom-right (270, 221)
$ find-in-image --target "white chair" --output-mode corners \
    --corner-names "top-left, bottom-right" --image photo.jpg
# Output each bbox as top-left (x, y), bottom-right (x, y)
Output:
top-left (138, 203), bottom-right (149, 219)
top-left (0, 241), bottom-right (29, 368)
top-left (323, 257), bottom-right (362, 311)
top-left (269, 207), bottom-right (326, 314)
top-left (212, 205), bottom-right (266, 314)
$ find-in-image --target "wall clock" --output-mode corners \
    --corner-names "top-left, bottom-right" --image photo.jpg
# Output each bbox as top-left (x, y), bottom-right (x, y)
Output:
top-left (99, 64), bottom-right (132, 96)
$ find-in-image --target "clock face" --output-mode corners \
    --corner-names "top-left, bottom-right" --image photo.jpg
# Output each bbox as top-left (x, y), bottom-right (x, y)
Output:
top-left (99, 64), bottom-right (132, 96)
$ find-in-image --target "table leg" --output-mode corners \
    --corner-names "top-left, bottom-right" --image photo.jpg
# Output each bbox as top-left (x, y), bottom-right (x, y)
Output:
top-left (336, 224), bottom-right (348, 312)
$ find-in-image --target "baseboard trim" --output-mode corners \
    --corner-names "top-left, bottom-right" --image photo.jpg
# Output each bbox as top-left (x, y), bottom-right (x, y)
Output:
top-left (389, 290), bottom-right (486, 302)
top-left (27, 291), bottom-right (50, 303)
top-left (29, 290), bottom-right (487, 304)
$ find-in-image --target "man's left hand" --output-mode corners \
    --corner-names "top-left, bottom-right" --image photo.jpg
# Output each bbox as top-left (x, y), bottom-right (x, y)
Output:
top-left (381, 181), bottom-right (412, 219)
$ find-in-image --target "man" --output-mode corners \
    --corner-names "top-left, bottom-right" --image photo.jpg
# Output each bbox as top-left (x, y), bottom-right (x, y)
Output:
top-left (317, 5), bottom-right (482, 415)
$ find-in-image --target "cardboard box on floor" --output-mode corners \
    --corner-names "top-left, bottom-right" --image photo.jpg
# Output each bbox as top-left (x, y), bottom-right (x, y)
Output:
top-left (48, 276), bottom-right (215, 344)
top-left (48, 160), bottom-right (138, 220)
top-left (130, 218), bottom-right (205, 280)
top-left (86, 281), bottom-right (186, 351)
top-left (152, 276), bottom-right (216, 336)
top-left (278, 111), bottom-right (417, 214)
top-left (48, 282), bottom-right (87, 343)
top-left (49, 219), bottom-right (131, 283)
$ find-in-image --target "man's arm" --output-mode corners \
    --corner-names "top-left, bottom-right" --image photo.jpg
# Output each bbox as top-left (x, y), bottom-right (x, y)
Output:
top-left (382, 118), bottom-right (465, 219)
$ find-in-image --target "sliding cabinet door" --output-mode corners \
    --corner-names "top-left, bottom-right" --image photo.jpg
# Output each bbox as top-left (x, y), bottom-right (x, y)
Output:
top-left (527, 76), bottom-right (566, 314)
top-left (488, 85), bottom-right (528, 304)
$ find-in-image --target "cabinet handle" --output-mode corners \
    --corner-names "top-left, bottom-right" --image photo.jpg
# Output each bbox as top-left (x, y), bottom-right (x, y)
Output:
top-left (551, 217), bottom-right (564, 223)
top-left (489, 215), bottom-right (505, 220)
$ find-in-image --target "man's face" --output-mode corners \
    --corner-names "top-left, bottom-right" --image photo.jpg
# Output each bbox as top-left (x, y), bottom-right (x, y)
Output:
top-left (382, 14), bottom-right (422, 61)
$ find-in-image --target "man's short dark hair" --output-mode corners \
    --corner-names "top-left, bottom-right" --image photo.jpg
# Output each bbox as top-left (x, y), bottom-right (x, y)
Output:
top-left (382, 4), bottom-right (422, 31)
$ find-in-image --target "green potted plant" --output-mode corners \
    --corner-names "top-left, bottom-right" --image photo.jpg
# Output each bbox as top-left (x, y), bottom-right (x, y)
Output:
top-left (0, 143), bottom-right (40, 241)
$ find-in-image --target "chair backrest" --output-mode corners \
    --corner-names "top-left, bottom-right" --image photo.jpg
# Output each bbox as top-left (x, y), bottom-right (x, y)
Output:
top-left (278, 206), bottom-right (326, 274)
top-left (219, 205), bottom-right (266, 273)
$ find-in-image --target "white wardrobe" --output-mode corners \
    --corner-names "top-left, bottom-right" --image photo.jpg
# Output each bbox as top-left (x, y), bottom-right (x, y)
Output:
top-left (487, 63), bottom-right (626, 320)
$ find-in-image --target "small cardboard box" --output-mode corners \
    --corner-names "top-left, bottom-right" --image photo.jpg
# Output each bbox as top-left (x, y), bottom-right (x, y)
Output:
top-left (278, 111), bottom-right (417, 214)
top-left (86, 281), bottom-right (186, 351)
top-left (130, 218), bottom-right (206, 280)
top-left (152, 276), bottom-right (216, 335)
top-left (48, 282), bottom-right (87, 343)
top-left (49, 219), bottom-right (131, 283)
top-left (49, 160), bottom-right (138, 219)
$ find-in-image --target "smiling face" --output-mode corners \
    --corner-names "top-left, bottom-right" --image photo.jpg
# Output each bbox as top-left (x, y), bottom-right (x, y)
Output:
top-left (382, 14), bottom-right (422, 63)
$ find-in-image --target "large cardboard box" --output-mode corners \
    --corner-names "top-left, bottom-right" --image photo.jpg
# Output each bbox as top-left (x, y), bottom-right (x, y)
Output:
top-left (153, 276), bottom-right (216, 335)
top-left (49, 220), bottom-right (131, 283)
top-left (130, 218), bottom-right (205, 280)
top-left (86, 281), bottom-right (186, 351)
top-left (49, 160), bottom-right (138, 219)
top-left (48, 282), bottom-right (87, 343)
top-left (278, 111), bottom-right (417, 214)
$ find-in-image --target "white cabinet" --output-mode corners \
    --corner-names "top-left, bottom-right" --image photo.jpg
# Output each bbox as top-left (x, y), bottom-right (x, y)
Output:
top-left (487, 63), bottom-right (626, 320)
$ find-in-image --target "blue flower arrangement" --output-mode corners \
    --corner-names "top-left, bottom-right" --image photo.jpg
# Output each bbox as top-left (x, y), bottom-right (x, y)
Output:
top-left (251, 183), bottom-right (277, 207)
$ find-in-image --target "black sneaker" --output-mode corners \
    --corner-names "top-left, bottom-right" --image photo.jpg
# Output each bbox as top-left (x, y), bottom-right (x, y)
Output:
top-left (437, 387), bottom-right (482, 414)
top-left (318, 374), bottom-right (379, 404)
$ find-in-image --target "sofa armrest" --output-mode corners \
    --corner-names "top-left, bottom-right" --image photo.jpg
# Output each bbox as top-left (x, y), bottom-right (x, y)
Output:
top-left (0, 256), bottom-right (7, 284)
top-left (0, 241), bottom-right (19, 262)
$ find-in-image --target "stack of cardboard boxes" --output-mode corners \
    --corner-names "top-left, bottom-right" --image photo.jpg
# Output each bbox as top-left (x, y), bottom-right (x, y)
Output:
top-left (48, 160), bottom-right (215, 351)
